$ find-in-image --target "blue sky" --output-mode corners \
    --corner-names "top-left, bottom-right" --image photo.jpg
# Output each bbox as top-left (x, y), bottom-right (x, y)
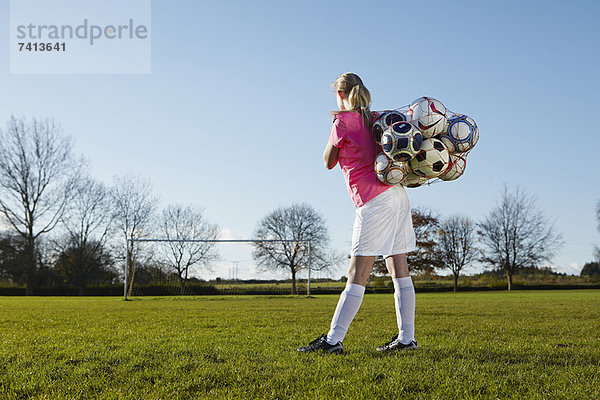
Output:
top-left (1, 0), bottom-right (599, 277)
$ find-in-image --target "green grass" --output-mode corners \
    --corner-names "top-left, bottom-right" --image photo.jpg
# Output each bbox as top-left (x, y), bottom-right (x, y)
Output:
top-left (0, 291), bottom-right (599, 399)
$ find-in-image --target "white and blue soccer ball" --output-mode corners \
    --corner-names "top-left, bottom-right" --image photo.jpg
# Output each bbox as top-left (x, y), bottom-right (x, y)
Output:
top-left (372, 111), bottom-right (407, 144)
top-left (380, 121), bottom-right (423, 162)
top-left (374, 153), bottom-right (410, 185)
top-left (439, 114), bottom-right (479, 153)
top-left (407, 97), bottom-right (448, 138)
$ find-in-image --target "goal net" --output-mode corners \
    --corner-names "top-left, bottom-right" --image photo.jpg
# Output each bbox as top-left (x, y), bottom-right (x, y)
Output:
top-left (123, 239), bottom-right (344, 299)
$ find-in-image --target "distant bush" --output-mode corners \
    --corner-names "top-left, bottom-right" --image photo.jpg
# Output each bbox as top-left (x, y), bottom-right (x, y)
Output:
top-left (581, 262), bottom-right (600, 277)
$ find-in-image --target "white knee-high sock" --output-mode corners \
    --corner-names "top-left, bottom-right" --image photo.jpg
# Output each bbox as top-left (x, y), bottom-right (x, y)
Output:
top-left (326, 283), bottom-right (365, 345)
top-left (392, 277), bottom-right (415, 344)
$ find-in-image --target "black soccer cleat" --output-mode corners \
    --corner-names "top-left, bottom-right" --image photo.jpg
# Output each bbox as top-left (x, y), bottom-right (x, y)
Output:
top-left (376, 334), bottom-right (418, 352)
top-left (297, 334), bottom-right (343, 354)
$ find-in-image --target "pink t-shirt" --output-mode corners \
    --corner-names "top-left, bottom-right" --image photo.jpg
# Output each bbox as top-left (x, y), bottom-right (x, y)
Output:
top-left (329, 111), bottom-right (392, 208)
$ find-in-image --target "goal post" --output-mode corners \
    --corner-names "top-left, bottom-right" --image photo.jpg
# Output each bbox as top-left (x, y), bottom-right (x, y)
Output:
top-left (124, 238), bottom-right (314, 300)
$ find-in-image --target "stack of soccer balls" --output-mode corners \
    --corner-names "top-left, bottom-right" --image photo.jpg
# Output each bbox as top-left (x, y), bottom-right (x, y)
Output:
top-left (373, 96), bottom-right (478, 188)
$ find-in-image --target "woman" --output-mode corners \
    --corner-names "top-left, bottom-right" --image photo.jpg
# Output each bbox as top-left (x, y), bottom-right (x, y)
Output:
top-left (298, 73), bottom-right (418, 354)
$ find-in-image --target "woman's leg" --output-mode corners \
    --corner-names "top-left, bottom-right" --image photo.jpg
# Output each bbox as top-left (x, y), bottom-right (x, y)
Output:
top-left (347, 255), bottom-right (376, 285)
top-left (385, 253), bottom-right (409, 278)
top-left (385, 254), bottom-right (416, 344)
top-left (325, 255), bottom-right (375, 344)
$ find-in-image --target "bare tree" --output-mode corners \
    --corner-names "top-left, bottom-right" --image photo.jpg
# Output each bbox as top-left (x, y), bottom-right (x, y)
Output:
top-left (0, 117), bottom-right (82, 295)
top-left (111, 174), bottom-right (158, 297)
top-left (55, 176), bottom-right (115, 295)
top-left (253, 203), bottom-right (341, 294)
top-left (438, 215), bottom-right (478, 292)
top-left (160, 204), bottom-right (220, 294)
top-left (478, 185), bottom-right (563, 290)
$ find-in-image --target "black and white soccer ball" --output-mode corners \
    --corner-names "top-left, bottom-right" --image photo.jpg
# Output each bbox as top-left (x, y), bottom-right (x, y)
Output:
top-left (372, 111), bottom-right (407, 144)
top-left (374, 152), bottom-right (410, 185)
top-left (380, 122), bottom-right (423, 162)
top-left (410, 138), bottom-right (450, 178)
top-left (400, 171), bottom-right (429, 188)
top-left (438, 154), bottom-right (467, 181)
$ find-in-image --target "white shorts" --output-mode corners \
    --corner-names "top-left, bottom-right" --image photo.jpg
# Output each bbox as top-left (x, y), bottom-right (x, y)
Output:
top-left (351, 185), bottom-right (417, 257)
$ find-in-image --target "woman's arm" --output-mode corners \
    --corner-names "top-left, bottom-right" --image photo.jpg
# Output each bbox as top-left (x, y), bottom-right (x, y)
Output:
top-left (323, 142), bottom-right (340, 170)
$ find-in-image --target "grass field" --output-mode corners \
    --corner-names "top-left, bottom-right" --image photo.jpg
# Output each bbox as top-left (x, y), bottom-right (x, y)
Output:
top-left (1, 291), bottom-right (599, 399)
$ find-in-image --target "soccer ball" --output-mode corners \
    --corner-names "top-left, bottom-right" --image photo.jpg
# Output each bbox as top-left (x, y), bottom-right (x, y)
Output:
top-left (438, 154), bottom-right (467, 181)
top-left (380, 122), bottom-right (423, 162)
top-left (372, 111), bottom-right (407, 144)
top-left (407, 97), bottom-right (447, 138)
top-left (374, 153), bottom-right (410, 185)
top-left (410, 138), bottom-right (450, 178)
top-left (439, 114), bottom-right (479, 153)
top-left (401, 171), bottom-right (429, 188)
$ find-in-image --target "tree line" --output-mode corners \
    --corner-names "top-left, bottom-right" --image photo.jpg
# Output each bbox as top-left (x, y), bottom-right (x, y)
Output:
top-left (0, 117), bottom-right (340, 296)
top-left (1, 117), bottom-right (598, 295)
top-left (0, 117), bottom-right (222, 295)
top-left (382, 188), bottom-right (566, 292)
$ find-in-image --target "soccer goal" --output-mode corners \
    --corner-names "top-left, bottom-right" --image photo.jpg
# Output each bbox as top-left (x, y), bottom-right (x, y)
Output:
top-left (123, 238), bottom-right (319, 300)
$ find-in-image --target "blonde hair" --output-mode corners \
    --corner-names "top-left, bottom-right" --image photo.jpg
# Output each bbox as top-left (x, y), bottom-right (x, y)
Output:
top-left (332, 72), bottom-right (372, 127)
